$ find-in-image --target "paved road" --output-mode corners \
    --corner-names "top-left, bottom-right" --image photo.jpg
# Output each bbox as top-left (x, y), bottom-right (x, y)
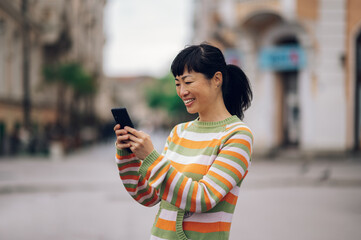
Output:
top-left (0, 142), bottom-right (361, 240)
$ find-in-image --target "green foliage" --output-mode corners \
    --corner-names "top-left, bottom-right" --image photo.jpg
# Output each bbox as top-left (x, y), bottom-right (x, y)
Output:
top-left (42, 62), bottom-right (96, 96)
top-left (146, 73), bottom-right (186, 117)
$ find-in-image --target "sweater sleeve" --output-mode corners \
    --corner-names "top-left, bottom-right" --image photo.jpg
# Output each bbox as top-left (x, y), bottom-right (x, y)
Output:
top-left (115, 147), bottom-right (160, 207)
top-left (139, 126), bottom-right (253, 213)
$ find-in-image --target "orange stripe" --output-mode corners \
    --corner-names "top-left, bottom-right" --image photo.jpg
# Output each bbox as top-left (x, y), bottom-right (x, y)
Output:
top-left (190, 183), bottom-right (198, 212)
top-left (170, 161), bottom-right (209, 174)
top-left (118, 162), bottom-right (140, 171)
top-left (175, 177), bottom-right (188, 207)
top-left (162, 170), bottom-right (177, 201)
top-left (225, 126), bottom-right (253, 137)
top-left (145, 155), bottom-right (164, 179)
top-left (145, 193), bottom-right (159, 206)
top-left (221, 192), bottom-right (238, 205)
top-left (116, 153), bottom-right (136, 160)
top-left (201, 179), bottom-right (223, 201)
top-left (221, 150), bottom-right (249, 168)
top-left (183, 221), bottom-right (231, 233)
top-left (226, 138), bottom-right (251, 153)
top-left (149, 164), bottom-right (169, 185)
top-left (172, 133), bottom-right (221, 149)
top-left (208, 170), bottom-right (233, 190)
top-left (203, 187), bottom-right (213, 211)
top-left (155, 218), bottom-right (176, 231)
top-left (120, 174), bottom-right (139, 181)
top-left (213, 160), bottom-right (243, 180)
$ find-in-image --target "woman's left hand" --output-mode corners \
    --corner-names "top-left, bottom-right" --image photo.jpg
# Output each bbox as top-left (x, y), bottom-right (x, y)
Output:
top-left (124, 126), bottom-right (155, 160)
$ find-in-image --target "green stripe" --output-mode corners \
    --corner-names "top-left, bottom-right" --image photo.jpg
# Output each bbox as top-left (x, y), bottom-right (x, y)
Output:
top-left (212, 164), bottom-right (240, 183)
top-left (168, 142), bottom-right (220, 157)
top-left (185, 230), bottom-right (229, 240)
top-left (171, 174), bottom-right (185, 205)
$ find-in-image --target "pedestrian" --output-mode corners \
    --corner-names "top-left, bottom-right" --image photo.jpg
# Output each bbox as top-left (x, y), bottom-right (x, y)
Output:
top-left (114, 43), bottom-right (253, 240)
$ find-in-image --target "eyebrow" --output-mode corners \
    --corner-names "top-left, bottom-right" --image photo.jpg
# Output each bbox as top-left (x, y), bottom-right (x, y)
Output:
top-left (175, 74), bottom-right (191, 81)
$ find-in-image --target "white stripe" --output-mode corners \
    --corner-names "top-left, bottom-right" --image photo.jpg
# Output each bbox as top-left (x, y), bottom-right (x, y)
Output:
top-left (183, 211), bottom-right (234, 223)
top-left (203, 176), bottom-right (227, 197)
top-left (151, 171), bottom-right (167, 188)
top-left (222, 146), bottom-right (250, 163)
top-left (166, 172), bottom-right (181, 202)
top-left (128, 181), bottom-right (148, 196)
top-left (180, 178), bottom-right (192, 209)
top-left (231, 134), bottom-right (252, 144)
top-left (150, 235), bottom-right (168, 240)
top-left (180, 131), bottom-right (224, 142)
top-left (227, 134), bottom-right (253, 152)
top-left (210, 167), bottom-right (237, 187)
top-left (150, 157), bottom-right (168, 177)
top-left (122, 179), bottom-right (139, 185)
top-left (230, 185), bottom-right (240, 195)
top-left (159, 209), bottom-right (178, 221)
top-left (115, 156), bottom-right (137, 164)
top-left (195, 184), bottom-right (202, 213)
top-left (217, 156), bottom-right (246, 176)
top-left (118, 166), bottom-right (139, 174)
top-left (226, 122), bottom-right (245, 131)
top-left (166, 150), bottom-right (216, 166)
top-left (137, 187), bottom-right (156, 203)
top-left (202, 184), bottom-right (216, 208)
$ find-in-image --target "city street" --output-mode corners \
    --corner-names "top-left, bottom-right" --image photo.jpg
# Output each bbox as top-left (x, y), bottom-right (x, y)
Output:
top-left (0, 141), bottom-right (361, 240)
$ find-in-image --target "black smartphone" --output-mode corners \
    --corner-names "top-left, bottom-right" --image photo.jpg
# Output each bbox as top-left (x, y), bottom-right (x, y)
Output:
top-left (111, 107), bottom-right (134, 129)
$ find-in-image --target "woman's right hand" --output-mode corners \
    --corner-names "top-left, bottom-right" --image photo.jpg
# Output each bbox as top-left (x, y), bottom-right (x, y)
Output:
top-left (114, 124), bottom-right (131, 150)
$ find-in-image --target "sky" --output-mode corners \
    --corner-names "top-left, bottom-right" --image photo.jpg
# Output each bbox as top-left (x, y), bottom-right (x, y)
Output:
top-left (103, 0), bottom-right (193, 78)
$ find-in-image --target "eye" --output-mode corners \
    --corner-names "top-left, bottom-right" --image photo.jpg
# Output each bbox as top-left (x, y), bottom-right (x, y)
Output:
top-left (185, 81), bottom-right (192, 85)
top-left (175, 83), bottom-right (180, 87)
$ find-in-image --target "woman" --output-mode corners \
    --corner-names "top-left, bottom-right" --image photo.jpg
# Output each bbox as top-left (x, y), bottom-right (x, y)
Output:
top-left (114, 43), bottom-right (253, 240)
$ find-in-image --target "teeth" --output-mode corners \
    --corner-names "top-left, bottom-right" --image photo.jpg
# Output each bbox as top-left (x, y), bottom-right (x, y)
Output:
top-left (184, 99), bottom-right (195, 104)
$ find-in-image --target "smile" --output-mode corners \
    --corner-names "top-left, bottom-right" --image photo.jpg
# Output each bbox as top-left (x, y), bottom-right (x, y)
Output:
top-left (184, 98), bottom-right (195, 105)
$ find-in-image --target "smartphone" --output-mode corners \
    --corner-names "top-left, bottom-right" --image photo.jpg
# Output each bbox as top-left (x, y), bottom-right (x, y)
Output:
top-left (112, 107), bottom-right (134, 152)
top-left (111, 107), bottom-right (134, 129)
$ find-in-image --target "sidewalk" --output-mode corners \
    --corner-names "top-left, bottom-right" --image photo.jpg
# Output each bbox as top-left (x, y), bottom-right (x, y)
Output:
top-left (0, 143), bottom-right (361, 240)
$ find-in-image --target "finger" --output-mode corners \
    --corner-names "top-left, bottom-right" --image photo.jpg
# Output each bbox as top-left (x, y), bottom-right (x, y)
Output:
top-left (116, 142), bottom-right (131, 149)
top-left (114, 124), bottom-right (121, 131)
top-left (128, 134), bottom-right (142, 144)
top-left (115, 129), bottom-right (128, 136)
top-left (124, 126), bottom-right (141, 137)
top-left (116, 135), bottom-right (129, 142)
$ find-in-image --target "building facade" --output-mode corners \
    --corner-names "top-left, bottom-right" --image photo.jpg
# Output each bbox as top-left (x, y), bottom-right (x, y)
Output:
top-left (0, 0), bottom-right (106, 154)
top-left (192, 0), bottom-right (361, 155)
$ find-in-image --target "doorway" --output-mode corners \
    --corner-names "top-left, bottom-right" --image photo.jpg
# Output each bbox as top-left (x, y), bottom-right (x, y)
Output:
top-left (276, 37), bottom-right (300, 148)
top-left (355, 32), bottom-right (361, 151)
top-left (279, 71), bottom-right (300, 147)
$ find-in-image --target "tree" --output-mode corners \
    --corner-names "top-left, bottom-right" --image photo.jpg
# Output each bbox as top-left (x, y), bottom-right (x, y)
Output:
top-left (42, 62), bottom-right (97, 129)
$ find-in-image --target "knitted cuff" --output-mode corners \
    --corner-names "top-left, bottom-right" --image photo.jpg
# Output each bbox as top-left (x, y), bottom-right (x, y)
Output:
top-left (139, 150), bottom-right (161, 178)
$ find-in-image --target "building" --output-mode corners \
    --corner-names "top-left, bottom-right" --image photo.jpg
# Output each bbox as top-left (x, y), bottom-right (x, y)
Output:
top-left (0, 0), bottom-right (106, 155)
top-left (192, 0), bottom-right (361, 156)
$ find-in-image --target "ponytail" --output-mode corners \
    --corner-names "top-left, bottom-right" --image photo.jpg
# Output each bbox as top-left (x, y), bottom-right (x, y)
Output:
top-left (222, 64), bottom-right (253, 120)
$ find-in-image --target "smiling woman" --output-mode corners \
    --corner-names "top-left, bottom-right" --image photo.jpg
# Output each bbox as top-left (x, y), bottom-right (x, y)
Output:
top-left (113, 43), bottom-right (254, 240)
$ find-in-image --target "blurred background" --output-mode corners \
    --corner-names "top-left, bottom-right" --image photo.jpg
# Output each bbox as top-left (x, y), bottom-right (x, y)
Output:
top-left (0, 0), bottom-right (361, 239)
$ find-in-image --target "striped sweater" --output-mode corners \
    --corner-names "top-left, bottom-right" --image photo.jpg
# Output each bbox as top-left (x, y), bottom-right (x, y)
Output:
top-left (115, 115), bottom-right (253, 240)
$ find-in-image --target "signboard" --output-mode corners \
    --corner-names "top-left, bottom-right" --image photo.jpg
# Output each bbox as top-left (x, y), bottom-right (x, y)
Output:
top-left (224, 48), bottom-right (243, 67)
top-left (259, 45), bottom-right (306, 71)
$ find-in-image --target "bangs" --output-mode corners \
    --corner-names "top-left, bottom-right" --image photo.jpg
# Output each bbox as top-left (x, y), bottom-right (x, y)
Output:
top-left (171, 46), bottom-right (204, 77)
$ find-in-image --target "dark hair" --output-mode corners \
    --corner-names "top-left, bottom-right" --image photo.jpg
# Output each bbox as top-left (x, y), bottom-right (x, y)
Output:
top-left (171, 43), bottom-right (253, 120)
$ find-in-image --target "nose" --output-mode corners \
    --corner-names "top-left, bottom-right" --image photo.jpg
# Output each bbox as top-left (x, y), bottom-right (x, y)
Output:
top-left (179, 85), bottom-right (189, 97)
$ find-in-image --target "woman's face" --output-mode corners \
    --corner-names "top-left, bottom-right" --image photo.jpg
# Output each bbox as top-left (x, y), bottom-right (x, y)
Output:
top-left (175, 70), bottom-right (220, 115)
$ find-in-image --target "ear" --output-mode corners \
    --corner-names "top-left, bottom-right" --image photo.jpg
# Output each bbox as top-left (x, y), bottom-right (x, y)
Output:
top-left (212, 71), bottom-right (223, 88)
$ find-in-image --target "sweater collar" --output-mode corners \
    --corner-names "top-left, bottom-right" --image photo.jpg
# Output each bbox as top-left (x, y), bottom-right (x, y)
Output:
top-left (193, 115), bottom-right (240, 128)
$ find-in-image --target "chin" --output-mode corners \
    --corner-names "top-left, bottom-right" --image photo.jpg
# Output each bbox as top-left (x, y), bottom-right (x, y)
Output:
top-left (186, 107), bottom-right (197, 114)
